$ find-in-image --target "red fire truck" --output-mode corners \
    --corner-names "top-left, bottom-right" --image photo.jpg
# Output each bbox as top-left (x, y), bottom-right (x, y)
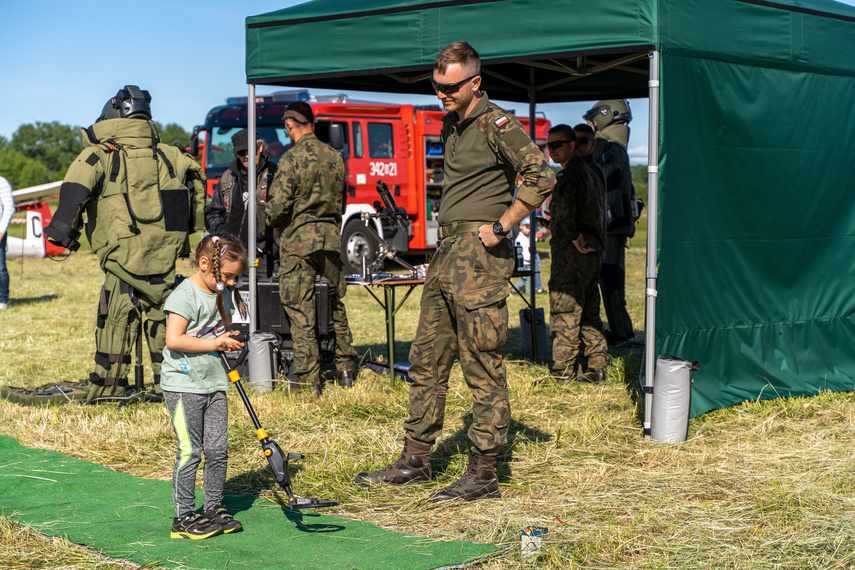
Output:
top-left (191, 91), bottom-right (551, 272)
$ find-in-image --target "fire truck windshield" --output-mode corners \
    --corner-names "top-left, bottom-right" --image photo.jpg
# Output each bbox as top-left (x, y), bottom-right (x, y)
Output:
top-left (206, 126), bottom-right (292, 171)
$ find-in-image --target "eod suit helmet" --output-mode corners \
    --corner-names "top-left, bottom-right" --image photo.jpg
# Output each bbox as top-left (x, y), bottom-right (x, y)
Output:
top-left (583, 99), bottom-right (632, 131)
top-left (98, 85), bottom-right (152, 122)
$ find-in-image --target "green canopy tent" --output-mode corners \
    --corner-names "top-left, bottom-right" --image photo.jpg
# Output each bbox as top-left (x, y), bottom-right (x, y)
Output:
top-left (243, 0), bottom-right (855, 426)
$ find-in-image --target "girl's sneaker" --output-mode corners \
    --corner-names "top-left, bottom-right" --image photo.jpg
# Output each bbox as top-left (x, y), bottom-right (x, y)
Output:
top-left (171, 512), bottom-right (224, 539)
top-left (203, 506), bottom-right (243, 533)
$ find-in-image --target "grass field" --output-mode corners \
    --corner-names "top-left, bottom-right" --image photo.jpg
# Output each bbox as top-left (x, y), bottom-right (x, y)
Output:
top-left (4, 217), bottom-right (855, 569)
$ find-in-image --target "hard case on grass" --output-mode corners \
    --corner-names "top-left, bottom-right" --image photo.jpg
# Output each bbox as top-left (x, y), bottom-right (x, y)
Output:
top-left (519, 307), bottom-right (547, 361)
top-left (235, 275), bottom-right (336, 382)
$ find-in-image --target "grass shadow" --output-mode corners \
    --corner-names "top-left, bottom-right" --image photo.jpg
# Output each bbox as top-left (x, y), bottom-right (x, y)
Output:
top-left (431, 413), bottom-right (553, 483)
top-left (5, 294), bottom-right (59, 306)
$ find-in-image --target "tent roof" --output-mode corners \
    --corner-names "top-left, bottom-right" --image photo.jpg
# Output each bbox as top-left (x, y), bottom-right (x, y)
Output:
top-left (246, 0), bottom-right (855, 103)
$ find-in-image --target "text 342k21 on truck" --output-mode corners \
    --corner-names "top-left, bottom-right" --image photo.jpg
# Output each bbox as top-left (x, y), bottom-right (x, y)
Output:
top-left (191, 91), bottom-right (551, 273)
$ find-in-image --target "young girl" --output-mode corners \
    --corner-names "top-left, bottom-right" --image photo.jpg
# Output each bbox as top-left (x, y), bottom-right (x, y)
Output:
top-left (162, 234), bottom-right (248, 540)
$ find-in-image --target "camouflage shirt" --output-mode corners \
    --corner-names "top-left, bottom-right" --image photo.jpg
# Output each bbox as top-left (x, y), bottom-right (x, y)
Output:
top-left (438, 93), bottom-right (555, 225)
top-left (265, 132), bottom-right (347, 256)
top-left (549, 154), bottom-right (605, 258)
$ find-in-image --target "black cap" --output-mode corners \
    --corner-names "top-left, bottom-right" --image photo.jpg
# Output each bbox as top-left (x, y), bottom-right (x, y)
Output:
top-left (231, 129), bottom-right (249, 153)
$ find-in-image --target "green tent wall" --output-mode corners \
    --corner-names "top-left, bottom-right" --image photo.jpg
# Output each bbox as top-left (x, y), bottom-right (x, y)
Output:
top-left (245, 0), bottom-right (855, 419)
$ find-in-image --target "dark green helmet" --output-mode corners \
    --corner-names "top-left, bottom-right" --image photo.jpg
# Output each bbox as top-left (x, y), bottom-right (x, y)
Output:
top-left (583, 99), bottom-right (632, 131)
top-left (98, 85), bottom-right (152, 121)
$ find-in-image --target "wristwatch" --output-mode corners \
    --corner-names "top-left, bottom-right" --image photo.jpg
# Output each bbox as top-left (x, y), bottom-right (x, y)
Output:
top-left (492, 220), bottom-right (509, 237)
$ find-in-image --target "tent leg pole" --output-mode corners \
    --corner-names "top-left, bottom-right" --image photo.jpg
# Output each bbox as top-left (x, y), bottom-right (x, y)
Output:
top-left (248, 83), bottom-right (258, 334)
top-left (527, 69), bottom-right (540, 363)
top-left (643, 50), bottom-right (661, 438)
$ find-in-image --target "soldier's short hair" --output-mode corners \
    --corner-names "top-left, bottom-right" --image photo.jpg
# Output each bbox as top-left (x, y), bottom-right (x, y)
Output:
top-left (434, 41), bottom-right (481, 75)
top-left (283, 101), bottom-right (315, 125)
top-left (573, 123), bottom-right (595, 137)
top-left (548, 124), bottom-right (576, 142)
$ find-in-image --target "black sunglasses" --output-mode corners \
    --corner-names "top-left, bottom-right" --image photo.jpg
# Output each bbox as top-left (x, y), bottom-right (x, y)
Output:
top-left (235, 149), bottom-right (249, 157)
top-left (430, 74), bottom-right (479, 95)
top-left (547, 140), bottom-right (573, 150)
top-left (575, 137), bottom-right (594, 145)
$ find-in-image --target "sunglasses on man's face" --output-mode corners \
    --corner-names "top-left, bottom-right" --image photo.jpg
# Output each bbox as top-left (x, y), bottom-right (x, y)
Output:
top-left (236, 150), bottom-right (249, 157)
top-left (430, 74), bottom-right (479, 95)
top-left (547, 140), bottom-right (573, 150)
top-left (575, 137), bottom-right (594, 145)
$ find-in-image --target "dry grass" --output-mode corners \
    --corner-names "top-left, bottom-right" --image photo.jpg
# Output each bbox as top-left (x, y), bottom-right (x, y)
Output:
top-left (4, 217), bottom-right (855, 569)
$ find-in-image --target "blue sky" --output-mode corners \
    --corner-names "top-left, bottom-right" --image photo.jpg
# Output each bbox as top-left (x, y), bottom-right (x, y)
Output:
top-left (3, 0), bottom-right (855, 166)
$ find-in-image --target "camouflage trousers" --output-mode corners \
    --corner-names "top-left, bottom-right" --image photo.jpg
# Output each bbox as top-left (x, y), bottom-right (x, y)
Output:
top-left (601, 234), bottom-right (634, 340)
top-left (90, 260), bottom-right (175, 398)
top-left (404, 231), bottom-right (514, 456)
top-left (549, 250), bottom-right (607, 374)
top-left (279, 250), bottom-right (356, 386)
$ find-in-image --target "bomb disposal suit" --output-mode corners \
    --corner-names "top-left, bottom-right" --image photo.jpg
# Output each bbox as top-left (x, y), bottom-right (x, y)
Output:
top-left (46, 87), bottom-right (204, 399)
top-left (584, 99), bottom-right (638, 343)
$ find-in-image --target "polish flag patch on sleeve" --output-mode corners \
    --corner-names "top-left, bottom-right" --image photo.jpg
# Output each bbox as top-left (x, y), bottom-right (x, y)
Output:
top-left (495, 116), bottom-right (509, 127)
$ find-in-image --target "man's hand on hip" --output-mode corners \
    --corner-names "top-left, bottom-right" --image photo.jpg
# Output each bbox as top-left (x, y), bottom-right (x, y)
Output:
top-left (479, 224), bottom-right (501, 248)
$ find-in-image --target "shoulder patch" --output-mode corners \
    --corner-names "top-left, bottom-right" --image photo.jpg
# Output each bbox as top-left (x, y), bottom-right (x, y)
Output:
top-left (502, 127), bottom-right (533, 154)
top-left (495, 116), bottom-right (509, 127)
top-left (85, 153), bottom-right (100, 166)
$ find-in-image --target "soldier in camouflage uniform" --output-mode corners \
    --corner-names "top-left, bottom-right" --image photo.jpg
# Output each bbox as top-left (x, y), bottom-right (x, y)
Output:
top-left (354, 41), bottom-right (555, 502)
top-left (574, 123), bottom-right (606, 198)
top-left (45, 86), bottom-right (204, 402)
top-left (544, 125), bottom-right (608, 384)
top-left (265, 101), bottom-right (356, 397)
top-left (584, 100), bottom-right (638, 345)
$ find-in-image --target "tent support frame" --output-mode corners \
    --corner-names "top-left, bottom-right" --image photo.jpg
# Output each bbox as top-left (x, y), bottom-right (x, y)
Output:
top-left (248, 84), bottom-right (258, 333)
top-left (643, 50), bottom-right (660, 437)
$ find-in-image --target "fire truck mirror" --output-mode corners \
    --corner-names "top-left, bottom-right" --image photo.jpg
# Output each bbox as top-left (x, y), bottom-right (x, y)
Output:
top-left (329, 123), bottom-right (344, 150)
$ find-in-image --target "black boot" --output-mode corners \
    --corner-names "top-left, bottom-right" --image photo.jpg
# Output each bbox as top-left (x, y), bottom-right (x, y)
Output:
top-left (579, 368), bottom-right (607, 384)
top-left (337, 370), bottom-right (354, 388)
top-left (429, 452), bottom-right (500, 503)
top-left (354, 439), bottom-right (432, 487)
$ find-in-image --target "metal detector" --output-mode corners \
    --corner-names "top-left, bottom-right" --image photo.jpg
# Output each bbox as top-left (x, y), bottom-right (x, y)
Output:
top-left (219, 334), bottom-right (339, 510)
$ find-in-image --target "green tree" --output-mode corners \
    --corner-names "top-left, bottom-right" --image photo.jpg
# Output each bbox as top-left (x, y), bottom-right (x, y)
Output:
top-left (0, 148), bottom-right (49, 189)
top-left (9, 121), bottom-right (83, 177)
top-left (155, 122), bottom-right (190, 148)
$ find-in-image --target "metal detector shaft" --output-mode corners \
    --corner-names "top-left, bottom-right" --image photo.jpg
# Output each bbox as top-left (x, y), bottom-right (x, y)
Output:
top-left (218, 337), bottom-right (339, 510)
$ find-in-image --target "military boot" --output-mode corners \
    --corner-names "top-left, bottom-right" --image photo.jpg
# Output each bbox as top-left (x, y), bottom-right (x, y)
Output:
top-left (429, 452), bottom-right (501, 503)
top-left (579, 368), bottom-right (607, 384)
top-left (354, 439), bottom-right (432, 487)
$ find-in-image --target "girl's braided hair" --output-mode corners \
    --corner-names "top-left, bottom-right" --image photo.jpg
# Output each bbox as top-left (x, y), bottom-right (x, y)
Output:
top-left (193, 233), bottom-right (248, 329)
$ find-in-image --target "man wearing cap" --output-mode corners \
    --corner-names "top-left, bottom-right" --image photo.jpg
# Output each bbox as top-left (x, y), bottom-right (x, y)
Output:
top-left (354, 41), bottom-right (555, 503)
top-left (205, 129), bottom-right (278, 279)
top-left (265, 101), bottom-right (357, 396)
top-left (544, 124), bottom-right (608, 384)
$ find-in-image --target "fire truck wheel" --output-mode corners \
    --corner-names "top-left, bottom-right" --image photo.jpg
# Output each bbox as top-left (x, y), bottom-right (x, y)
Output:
top-left (342, 219), bottom-right (381, 274)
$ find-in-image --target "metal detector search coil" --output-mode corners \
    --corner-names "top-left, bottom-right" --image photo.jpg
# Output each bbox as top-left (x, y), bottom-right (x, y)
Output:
top-left (218, 334), bottom-right (339, 510)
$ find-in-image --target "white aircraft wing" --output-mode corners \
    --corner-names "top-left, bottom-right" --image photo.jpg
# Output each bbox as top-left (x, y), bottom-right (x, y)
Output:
top-left (12, 181), bottom-right (62, 206)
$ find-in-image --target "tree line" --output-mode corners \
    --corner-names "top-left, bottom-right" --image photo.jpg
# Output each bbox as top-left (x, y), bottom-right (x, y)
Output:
top-left (0, 121), bottom-right (191, 190)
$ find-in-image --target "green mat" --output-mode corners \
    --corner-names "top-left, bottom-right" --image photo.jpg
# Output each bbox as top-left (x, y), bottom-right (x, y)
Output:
top-left (0, 435), bottom-right (498, 569)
